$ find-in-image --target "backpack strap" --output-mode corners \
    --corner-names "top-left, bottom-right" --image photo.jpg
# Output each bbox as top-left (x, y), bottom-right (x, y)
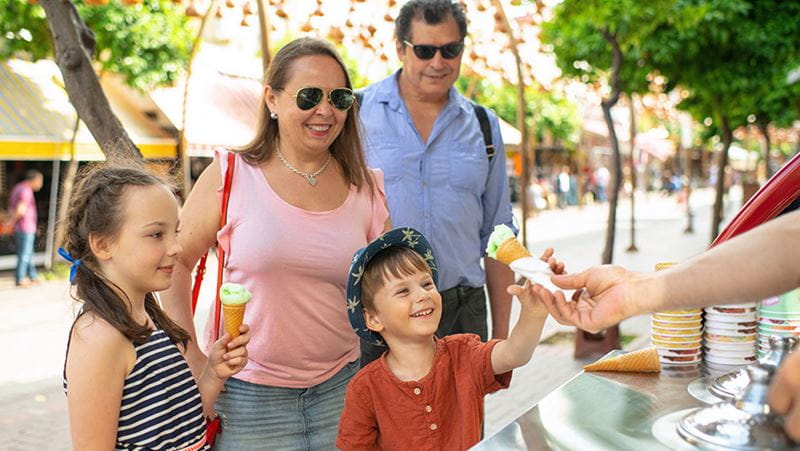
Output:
top-left (470, 102), bottom-right (495, 161)
top-left (354, 90), bottom-right (364, 107)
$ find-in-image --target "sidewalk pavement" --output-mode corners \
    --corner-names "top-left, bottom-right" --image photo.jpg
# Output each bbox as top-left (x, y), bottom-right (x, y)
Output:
top-left (0, 187), bottom-right (740, 449)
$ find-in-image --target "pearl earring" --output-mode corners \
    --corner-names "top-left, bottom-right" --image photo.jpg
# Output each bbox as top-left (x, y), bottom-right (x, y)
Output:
top-left (270, 112), bottom-right (278, 120)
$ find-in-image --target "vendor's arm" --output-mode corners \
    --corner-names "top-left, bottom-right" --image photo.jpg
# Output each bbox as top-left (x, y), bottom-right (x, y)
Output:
top-left (161, 159), bottom-right (222, 378)
top-left (537, 209), bottom-right (800, 333)
top-left (66, 315), bottom-right (134, 451)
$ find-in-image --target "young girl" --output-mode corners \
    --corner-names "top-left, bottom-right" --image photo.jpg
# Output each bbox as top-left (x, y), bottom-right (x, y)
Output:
top-left (61, 164), bottom-right (250, 450)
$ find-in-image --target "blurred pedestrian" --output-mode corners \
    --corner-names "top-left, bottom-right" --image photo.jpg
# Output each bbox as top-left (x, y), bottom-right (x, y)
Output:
top-left (9, 169), bottom-right (43, 287)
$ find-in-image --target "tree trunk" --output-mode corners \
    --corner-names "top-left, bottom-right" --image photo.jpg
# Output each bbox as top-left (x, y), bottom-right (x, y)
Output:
top-left (574, 27), bottom-right (622, 359)
top-left (711, 115), bottom-right (732, 242)
top-left (684, 144), bottom-right (694, 233)
top-left (256, 0), bottom-right (271, 72)
top-left (626, 94), bottom-right (637, 252)
top-left (757, 120), bottom-right (772, 179)
top-left (179, 1), bottom-right (217, 198)
top-left (600, 28), bottom-right (623, 265)
top-left (492, 0), bottom-right (530, 246)
top-left (40, 0), bottom-right (142, 163)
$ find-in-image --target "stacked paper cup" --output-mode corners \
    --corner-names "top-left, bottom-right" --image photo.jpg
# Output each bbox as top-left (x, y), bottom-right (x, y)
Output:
top-left (703, 302), bottom-right (758, 371)
top-left (651, 263), bottom-right (703, 374)
top-left (757, 289), bottom-right (800, 358)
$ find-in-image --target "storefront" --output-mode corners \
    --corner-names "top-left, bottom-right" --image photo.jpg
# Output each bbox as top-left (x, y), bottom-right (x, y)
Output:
top-left (0, 59), bottom-right (177, 270)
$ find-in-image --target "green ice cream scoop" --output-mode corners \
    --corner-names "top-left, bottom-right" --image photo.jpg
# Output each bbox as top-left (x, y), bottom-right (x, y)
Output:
top-left (486, 224), bottom-right (516, 258)
top-left (219, 282), bottom-right (252, 305)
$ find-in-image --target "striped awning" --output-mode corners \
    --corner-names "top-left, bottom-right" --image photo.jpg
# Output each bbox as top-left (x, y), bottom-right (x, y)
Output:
top-left (0, 59), bottom-right (176, 161)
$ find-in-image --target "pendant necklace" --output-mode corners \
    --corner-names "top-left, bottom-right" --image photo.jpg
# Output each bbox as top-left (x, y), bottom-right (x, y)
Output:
top-left (276, 148), bottom-right (332, 186)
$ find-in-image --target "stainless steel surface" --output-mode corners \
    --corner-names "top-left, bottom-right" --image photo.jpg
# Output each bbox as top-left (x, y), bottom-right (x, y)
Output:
top-left (707, 336), bottom-right (798, 402)
top-left (678, 366), bottom-right (796, 450)
top-left (687, 376), bottom-right (721, 404)
top-left (474, 351), bottom-right (704, 450)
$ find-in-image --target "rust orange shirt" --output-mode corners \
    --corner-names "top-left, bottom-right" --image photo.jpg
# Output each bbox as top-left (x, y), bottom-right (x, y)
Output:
top-left (337, 334), bottom-right (512, 451)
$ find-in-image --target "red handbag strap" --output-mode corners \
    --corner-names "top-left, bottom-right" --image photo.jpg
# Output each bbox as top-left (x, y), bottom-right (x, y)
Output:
top-left (191, 152), bottom-right (236, 343)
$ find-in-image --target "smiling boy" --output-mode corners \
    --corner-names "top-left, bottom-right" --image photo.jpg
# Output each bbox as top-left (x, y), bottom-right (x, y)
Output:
top-left (337, 227), bottom-right (553, 450)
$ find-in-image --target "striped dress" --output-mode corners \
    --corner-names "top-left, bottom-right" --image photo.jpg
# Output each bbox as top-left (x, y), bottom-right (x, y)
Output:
top-left (64, 327), bottom-right (210, 450)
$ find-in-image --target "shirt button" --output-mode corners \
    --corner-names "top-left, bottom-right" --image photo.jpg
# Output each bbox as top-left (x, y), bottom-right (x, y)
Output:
top-left (413, 387), bottom-right (421, 395)
top-left (425, 405), bottom-right (432, 413)
top-left (430, 423), bottom-right (438, 431)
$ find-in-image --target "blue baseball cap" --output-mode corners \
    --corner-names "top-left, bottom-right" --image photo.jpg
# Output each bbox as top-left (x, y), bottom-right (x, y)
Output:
top-left (346, 227), bottom-right (438, 346)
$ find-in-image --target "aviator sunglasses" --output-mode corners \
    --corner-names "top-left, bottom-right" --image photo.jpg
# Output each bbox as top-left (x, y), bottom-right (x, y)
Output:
top-left (403, 40), bottom-right (464, 60)
top-left (290, 87), bottom-right (355, 111)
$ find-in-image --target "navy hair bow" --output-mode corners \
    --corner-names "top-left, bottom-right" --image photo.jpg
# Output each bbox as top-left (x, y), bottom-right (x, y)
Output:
top-left (57, 247), bottom-right (82, 284)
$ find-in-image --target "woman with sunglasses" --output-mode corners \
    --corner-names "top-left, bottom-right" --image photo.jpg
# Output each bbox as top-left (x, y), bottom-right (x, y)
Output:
top-left (161, 37), bottom-right (391, 450)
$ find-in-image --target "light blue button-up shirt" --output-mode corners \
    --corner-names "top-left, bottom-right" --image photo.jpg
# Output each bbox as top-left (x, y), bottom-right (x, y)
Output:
top-left (359, 72), bottom-right (516, 290)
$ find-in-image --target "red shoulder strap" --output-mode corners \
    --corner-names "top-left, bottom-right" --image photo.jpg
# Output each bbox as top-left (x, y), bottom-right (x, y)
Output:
top-left (191, 152), bottom-right (236, 341)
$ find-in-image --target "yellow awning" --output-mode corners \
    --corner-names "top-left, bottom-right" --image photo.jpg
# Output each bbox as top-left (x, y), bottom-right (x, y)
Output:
top-left (0, 59), bottom-right (177, 161)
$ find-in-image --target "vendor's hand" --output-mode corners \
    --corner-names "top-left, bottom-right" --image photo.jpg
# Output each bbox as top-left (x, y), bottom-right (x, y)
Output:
top-left (768, 351), bottom-right (800, 441)
top-left (538, 247), bottom-right (565, 275)
top-left (508, 279), bottom-right (548, 316)
top-left (208, 324), bottom-right (250, 380)
top-left (532, 265), bottom-right (638, 333)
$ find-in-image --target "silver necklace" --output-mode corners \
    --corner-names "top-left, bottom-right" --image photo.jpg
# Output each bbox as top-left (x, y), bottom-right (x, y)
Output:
top-left (276, 148), bottom-right (332, 186)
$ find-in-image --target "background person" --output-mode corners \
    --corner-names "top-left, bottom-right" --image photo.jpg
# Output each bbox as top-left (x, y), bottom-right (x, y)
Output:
top-left (357, 0), bottom-right (517, 366)
top-left (8, 169), bottom-right (43, 287)
top-left (533, 209), bottom-right (800, 440)
top-left (160, 37), bottom-right (390, 449)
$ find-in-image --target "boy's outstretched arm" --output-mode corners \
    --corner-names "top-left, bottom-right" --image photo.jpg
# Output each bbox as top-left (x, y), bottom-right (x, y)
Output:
top-left (490, 248), bottom-right (559, 374)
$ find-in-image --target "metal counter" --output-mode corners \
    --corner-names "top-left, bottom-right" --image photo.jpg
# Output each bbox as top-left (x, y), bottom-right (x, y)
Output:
top-left (474, 354), bottom-right (705, 450)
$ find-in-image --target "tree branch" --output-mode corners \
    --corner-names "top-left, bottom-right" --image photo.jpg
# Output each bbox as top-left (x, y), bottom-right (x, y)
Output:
top-left (40, 0), bottom-right (142, 164)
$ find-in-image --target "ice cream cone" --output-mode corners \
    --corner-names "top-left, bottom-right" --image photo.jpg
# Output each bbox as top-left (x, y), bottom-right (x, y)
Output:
top-left (223, 303), bottom-right (246, 339)
top-left (583, 347), bottom-right (661, 373)
top-left (494, 237), bottom-right (531, 265)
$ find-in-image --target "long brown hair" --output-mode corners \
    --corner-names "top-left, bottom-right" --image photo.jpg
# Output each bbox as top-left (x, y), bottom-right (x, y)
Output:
top-left (237, 37), bottom-right (375, 192)
top-left (62, 162), bottom-right (190, 347)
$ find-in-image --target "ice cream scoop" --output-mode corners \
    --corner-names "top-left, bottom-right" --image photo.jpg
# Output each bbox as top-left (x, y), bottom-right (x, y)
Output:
top-left (220, 282), bottom-right (252, 339)
top-left (486, 224), bottom-right (530, 265)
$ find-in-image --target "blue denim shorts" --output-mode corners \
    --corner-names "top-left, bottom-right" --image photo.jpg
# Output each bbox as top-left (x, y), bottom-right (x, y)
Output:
top-left (213, 359), bottom-right (358, 450)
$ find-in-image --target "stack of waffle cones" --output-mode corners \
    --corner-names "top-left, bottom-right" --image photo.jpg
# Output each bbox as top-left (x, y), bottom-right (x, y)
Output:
top-left (583, 347), bottom-right (661, 373)
top-left (495, 237), bottom-right (531, 265)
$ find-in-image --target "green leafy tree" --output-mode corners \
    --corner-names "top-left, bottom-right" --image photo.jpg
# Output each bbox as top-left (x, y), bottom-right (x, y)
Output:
top-left (643, 0), bottom-right (800, 241)
top-left (542, 0), bottom-right (676, 267)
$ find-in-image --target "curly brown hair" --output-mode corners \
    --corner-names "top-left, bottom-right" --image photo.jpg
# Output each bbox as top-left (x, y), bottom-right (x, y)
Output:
top-left (62, 161), bottom-right (189, 347)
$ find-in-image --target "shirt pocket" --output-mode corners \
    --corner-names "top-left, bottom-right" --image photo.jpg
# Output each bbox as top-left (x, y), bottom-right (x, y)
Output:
top-left (367, 135), bottom-right (414, 182)
top-left (448, 140), bottom-right (489, 194)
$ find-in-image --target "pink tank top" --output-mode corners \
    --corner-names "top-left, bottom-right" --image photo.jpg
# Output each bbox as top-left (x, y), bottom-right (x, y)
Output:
top-left (206, 149), bottom-right (388, 388)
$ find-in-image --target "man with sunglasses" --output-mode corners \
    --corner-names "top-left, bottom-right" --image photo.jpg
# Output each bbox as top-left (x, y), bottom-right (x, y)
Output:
top-left (358, 0), bottom-right (517, 366)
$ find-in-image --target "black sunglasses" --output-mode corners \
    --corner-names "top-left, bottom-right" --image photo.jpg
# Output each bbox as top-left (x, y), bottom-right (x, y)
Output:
top-left (403, 40), bottom-right (464, 60)
top-left (290, 87), bottom-right (355, 111)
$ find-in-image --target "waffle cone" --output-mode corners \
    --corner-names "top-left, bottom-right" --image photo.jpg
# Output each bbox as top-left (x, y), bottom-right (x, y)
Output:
top-left (583, 347), bottom-right (661, 373)
top-left (223, 303), bottom-right (246, 339)
top-left (494, 237), bottom-right (531, 265)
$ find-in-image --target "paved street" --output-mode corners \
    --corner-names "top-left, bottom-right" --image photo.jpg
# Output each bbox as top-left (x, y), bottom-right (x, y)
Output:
top-left (0, 187), bottom-right (740, 449)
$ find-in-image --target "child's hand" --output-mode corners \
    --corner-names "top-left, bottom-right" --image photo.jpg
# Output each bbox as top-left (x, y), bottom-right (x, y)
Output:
top-left (508, 279), bottom-right (548, 316)
top-left (208, 324), bottom-right (250, 381)
top-left (538, 247), bottom-right (565, 275)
